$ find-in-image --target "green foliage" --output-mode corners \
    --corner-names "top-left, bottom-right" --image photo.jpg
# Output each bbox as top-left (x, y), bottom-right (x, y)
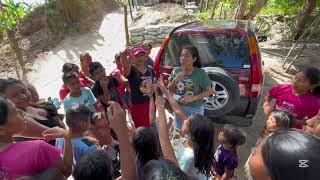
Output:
top-left (0, 0), bottom-right (31, 31)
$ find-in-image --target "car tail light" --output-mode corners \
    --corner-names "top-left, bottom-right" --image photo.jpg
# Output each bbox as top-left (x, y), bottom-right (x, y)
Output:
top-left (248, 36), bottom-right (263, 97)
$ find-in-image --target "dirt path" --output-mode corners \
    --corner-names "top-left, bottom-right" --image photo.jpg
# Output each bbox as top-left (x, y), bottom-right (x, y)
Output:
top-left (27, 8), bottom-right (126, 98)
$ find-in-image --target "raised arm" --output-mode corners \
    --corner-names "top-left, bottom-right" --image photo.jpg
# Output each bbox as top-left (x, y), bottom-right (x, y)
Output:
top-left (15, 116), bottom-right (48, 139)
top-left (120, 50), bottom-right (132, 77)
top-left (154, 92), bottom-right (179, 166)
top-left (167, 71), bottom-right (186, 93)
top-left (107, 102), bottom-right (137, 180)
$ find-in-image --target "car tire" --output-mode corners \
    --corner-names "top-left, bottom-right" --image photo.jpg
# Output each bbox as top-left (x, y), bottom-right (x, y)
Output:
top-left (203, 67), bottom-right (240, 117)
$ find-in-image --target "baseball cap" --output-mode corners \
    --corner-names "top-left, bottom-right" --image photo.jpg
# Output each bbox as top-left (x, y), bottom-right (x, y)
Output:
top-left (129, 47), bottom-right (146, 57)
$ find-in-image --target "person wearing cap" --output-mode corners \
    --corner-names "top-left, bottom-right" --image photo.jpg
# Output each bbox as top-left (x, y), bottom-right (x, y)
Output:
top-left (120, 47), bottom-right (155, 128)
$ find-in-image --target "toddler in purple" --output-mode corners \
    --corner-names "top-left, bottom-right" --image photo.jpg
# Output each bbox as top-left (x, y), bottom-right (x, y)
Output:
top-left (213, 125), bottom-right (246, 179)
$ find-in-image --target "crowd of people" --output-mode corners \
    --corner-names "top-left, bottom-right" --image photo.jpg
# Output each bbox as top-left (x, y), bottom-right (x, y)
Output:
top-left (0, 42), bottom-right (320, 180)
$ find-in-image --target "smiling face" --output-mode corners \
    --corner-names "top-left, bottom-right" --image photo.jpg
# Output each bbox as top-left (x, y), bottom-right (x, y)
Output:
top-left (133, 52), bottom-right (147, 67)
top-left (266, 113), bottom-right (278, 132)
top-left (180, 49), bottom-right (196, 69)
top-left (65, 77), bottom-right (81, 94)
top-left (4, 83), bottom-right (31, 110)
top-left (92, 66), bottom-right (106, 81)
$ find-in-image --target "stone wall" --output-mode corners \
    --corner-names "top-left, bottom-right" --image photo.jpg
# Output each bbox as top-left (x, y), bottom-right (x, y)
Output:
top-left (129, 26), bottom-right (175, 45)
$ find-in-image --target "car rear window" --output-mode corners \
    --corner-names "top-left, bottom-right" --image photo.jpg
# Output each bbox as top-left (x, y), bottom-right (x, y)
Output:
top-left (161, 34), bottom-right (251, 68)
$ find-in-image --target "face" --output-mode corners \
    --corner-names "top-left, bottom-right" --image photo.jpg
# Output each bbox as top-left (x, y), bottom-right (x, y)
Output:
top-left (144, 45), bottom-right (152, 55)
top-left (92, 67), bottom-right (106, 81)
top-left (65, 78), bottom-right (81, 94)
top-left (218, 131), bottom-right (227, 144)
top-left (28, 87), bottom-right (40, 102)
top-left (0, 100), bottom-right (25, 136)
top-left (133, 52), bottom-right (147, 66)
top-left (248, 145), bottom-right (271, 180)
top-left (266, 114), bottom-right (278, 132)
top-left (180, 49), bottom-right (196, 68)
top-left (4, 84), bottom-right (31, 109)
top-left (292, 72), bottom-right (314, 95)
top-left (81, 56), bottom-right (93, 67)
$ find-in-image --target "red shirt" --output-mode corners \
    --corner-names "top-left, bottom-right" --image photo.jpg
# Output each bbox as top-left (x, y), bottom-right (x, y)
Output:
top-left (59, 78), bottom-right (88, 101)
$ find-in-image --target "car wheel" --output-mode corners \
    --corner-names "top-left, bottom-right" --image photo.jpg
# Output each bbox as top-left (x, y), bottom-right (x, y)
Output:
top-left (203, 67), bottom-right (240, 117)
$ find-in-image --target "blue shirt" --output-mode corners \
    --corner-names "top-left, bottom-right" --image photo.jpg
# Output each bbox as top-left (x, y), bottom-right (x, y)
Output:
top-left (56, 137), bottom-right (97, 163)
top-left (63, 87), bottom-right (97, 113)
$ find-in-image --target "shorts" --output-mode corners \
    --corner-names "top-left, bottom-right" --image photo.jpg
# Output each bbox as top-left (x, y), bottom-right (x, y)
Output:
top-left (174, 105), bottom-right (204, 130)
top-left (130, 102), bottom-right (150, 128)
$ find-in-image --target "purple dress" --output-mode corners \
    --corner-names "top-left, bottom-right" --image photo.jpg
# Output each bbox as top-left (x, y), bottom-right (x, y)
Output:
top-left (213, 145), bottom-right (238, 177)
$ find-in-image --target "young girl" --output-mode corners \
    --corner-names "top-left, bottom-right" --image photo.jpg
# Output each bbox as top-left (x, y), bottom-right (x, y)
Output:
top-left (264, 67), bottom-right (320, 129)
top-left (213, 124), bottom-right (246, 180)
top-left (79, 52), bottom-right (95, 85)
top-left (260, 109), bottom-right (296, 139)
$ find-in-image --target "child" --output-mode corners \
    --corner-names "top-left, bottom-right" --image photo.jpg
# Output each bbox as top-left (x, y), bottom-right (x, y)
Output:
top-left (213, 124), bottom-right (246, 180)
top-left (79, 52), bottom-right (95, 85)
top-left (56, 104), bottom-right (98, 163)
top-left (260, 109), bottom-right (296, 139)
top-left (110, 53), bottom-right (131, 109)
top-left (89, 62), bottom-right (120, 110)
top-left (143, 43), bottom-right (154, 67)
top-left (62, 72), bottom-right (99, 113)
top-left (59, 62), bottom-right (90, 101)
top-left (120, 47), bottom-right (155, 128)
top-left (264, 67), bottom-right (320, 129)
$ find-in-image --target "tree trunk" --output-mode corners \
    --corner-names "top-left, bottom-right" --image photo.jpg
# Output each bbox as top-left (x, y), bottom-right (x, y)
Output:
top-left (210, 0), bottom-right (218, 20)
top-left (243, 0), bottom-right (268, 20)
top-left (205, 0), bottom-right (210, 12)
top-left (199, 0), bottom-right (204, 12)
top-left (124, 5), bottom-right (130, 47)
top-left (234, 0), bottom-right (247, 19)
top-left (128, 0), bottom-right (134, 21)
top-left (219, 2), bottom-right (224, 19)
top-left (6, 29), bottom-right (26, 80)
top-left (294, 0), bottom-right (316, 40)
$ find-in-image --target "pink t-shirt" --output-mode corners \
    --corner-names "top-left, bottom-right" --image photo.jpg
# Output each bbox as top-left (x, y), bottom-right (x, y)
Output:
top-left (269, 84), bottom-right (320, 129)
top-left (0, 140), bottom-right (61, 180)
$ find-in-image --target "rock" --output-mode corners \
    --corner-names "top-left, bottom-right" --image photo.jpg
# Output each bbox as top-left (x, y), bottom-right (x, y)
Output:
top-left (157, 34), bottom-right (167, 39)
top-left (146, 27), bottom-right (159, 32)
top-left (130, 32), bottom-right (141, 37)
top-left (144, 35), bottom-right (157, 40)
top-left (130, 36), bottom-right (144, 42)
top-left (130, 27), bottom-right (145, 33)
top-left (160, 26), bottom-right (173, 31)
top-left (147, 31), bottom-right (159, 36)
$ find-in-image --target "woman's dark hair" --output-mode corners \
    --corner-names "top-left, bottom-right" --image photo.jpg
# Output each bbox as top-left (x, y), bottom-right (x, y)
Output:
top-left (0, 78), bottom-right (25, 94)
top-left (261, 129), bottom-right (320, 180)
top-left (222, 124), bottom-right (246, 148)
top-left (188, 113), bottom-right (215, 176)
top-left (303, 67), bottom-right (320, 96)
top-left (0, 96), bottom-right (9, 125)
top-left (182, 46), bottom-right (202, 68)
top-left (143, 159), bottom-right (188, 180)
top-left (260, 110), bottom-right (296, 138)
top-left (62, 62), bottom-right (79, 74)
top-left (89, 62), bottom-right (104, 76)
top-left (133, 127), bottom-right (160, 165)
top-left (73, 150), bottom-right (114, 180)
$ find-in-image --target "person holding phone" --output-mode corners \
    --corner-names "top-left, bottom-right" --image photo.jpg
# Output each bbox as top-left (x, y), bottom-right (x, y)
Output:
top-left (168, 46), bottom-right (212, 130)
top-left (120, 47), bottom-right (155, 128)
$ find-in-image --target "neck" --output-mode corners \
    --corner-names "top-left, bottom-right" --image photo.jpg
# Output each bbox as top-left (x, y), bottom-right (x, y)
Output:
top-left (70, 129), bottom-right (84, 139)
top-left (70, 91), bottom-right (81, 97)
top-left (223, 144), bottom-right (234, 150)
top-left (183, 66), bottom-right (194, 75)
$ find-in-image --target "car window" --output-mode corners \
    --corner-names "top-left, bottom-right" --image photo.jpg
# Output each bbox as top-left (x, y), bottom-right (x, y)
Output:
top-left (161, 34), bottom-right (251, 68)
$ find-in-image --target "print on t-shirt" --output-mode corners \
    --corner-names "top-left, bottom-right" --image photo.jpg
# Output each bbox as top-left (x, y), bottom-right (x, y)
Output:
top-left (176, 79), bottom-right (194, 97)
top-left (275, 101), bottom-right (296, 116)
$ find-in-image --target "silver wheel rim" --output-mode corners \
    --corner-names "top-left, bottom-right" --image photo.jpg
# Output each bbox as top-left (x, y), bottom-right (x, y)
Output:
top-left (204, 81), bottom-right (229, 111)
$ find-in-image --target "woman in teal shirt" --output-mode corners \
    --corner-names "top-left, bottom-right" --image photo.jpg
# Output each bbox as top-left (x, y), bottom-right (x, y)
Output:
top-left (168, 46), bottom-right (212, 130)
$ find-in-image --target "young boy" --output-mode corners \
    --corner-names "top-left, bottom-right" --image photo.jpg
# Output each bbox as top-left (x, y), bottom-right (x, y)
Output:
top-left (63, 72), bottom-right (99, 113)
top-left (89, 62), bottom-right (120, 110)
top-left (56, 104), bottom-right (98, 163)
top-left (120, 47), bottom-right (155, 128)
top-left (143, 43), bottom-right (154, 67)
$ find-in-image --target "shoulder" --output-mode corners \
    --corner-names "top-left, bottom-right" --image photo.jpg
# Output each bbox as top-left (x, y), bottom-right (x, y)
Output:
top-left (195, 67), bottom-right (207, 75)
top-left (23, 140), bottom-right (60, 153)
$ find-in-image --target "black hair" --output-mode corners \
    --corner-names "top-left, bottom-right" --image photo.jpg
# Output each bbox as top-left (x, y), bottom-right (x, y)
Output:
top-left (143, 159), bottom-right (188, 180)
top-left (188, 113), bottom-right (215, 176)
top-left (66, 104), bottom-right (92, 128)
top-left (80, 52), bottom-right (92, 62)
top-left (222, 124), bottom-right (246, 148)
top-left (144, 43), bottom-right (152, 49)
top-left (0, 96), bottom-right (9, 125)
top-left (182, 46), bottom-right (202, 68)
top-left (89, 62), bottom-right (104, 76)
top-left (62, 62), bottom-right (79, 74)
top-left (62, 72), bottom-right (79, 83)
top-left (261, 129), bottom-right (320, 180)
top-left (114, 53), bottom-right (121, 61)
top-left (73, 150), bottom-right (114, 180)
top-left (0, 78), bottom-right (25, 94)
top-left (133, 127), bottom-right (160, 166)
top-left (303, 67), bottom-right (320, 96)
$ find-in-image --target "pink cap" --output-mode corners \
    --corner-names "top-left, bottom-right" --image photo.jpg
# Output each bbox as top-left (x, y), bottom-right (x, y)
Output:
top-left (129, 47), bottom-right (146, 57)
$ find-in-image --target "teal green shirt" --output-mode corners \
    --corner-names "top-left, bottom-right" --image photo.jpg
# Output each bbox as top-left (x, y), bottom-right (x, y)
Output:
top-left (168, 67), bottom-right (212, 108)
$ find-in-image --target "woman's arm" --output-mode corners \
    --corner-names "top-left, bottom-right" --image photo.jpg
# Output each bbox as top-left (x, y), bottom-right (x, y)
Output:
top-left (107, 102), bottom-right (137, 180)
top-left (42, 127), bottom-right (73, 177)
top-left (154, 93), bottom-right (179, 166)
top-left (149, 96), bottom-right (156, 123)
top-left (120, 50), bottom-right (132, 77)
top-left (15, 116), bottom-right (48, 138)
top-left (180, 85), bottom-right (212, 105)
top-left (263, 96), bottom-right (273, 116)
top-left (168, 71), bottom-right (187, 93)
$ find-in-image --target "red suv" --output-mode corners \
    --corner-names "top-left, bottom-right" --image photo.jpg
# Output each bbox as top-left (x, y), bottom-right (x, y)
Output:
top-left (154, 20), bottom-right (264, 126)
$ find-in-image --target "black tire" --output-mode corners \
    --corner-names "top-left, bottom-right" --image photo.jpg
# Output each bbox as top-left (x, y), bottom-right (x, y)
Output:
top-left (203, 67), bottom-right (240, 117)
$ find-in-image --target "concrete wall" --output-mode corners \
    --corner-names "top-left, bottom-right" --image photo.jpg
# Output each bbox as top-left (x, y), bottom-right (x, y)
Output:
top-left (129, 26), bottom-right (175, 45)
